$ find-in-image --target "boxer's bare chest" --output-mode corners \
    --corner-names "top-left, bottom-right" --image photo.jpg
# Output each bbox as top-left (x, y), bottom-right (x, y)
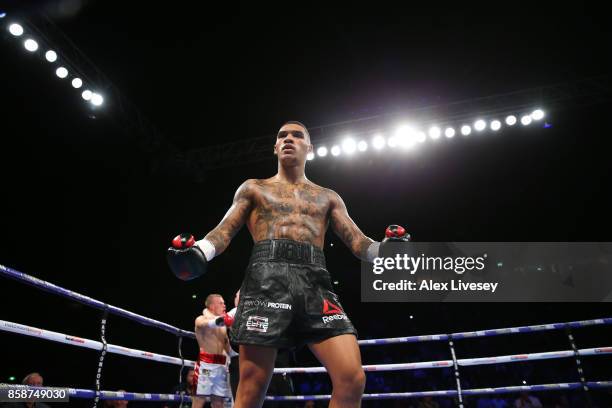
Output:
top-left (196, 325), bottom-right (227, 354)
top-left (247, 180), bottom-right (332, 244)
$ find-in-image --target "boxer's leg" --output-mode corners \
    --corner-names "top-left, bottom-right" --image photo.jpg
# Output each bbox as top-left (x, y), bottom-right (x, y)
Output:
top-left (210, 395), bottom-right (225, 408)
top-left (309, 334), bottom-right (365, 408)
top-left (234, 345), bottom-right (277, 408)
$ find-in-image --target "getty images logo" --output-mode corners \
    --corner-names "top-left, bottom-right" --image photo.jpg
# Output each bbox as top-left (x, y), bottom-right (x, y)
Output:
top-left (321, 299), bottom-right (347, 324)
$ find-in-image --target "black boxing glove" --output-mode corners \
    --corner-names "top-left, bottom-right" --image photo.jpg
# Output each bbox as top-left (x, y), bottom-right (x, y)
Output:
top-left (167, 233), bottom-right (208, 281)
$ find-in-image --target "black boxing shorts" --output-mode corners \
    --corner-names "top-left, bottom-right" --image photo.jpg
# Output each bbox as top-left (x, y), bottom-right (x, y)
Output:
top-left (230, 239), bottom-right (357, 348)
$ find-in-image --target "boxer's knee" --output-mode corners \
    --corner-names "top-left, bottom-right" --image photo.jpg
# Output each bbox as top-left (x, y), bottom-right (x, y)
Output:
top-left (331, 368), bottom-right (365, 401)
top-left (210, 396), bottom-right (225, 408)
top-left (236, 363), bottom-right (271, 407)
top-left (191, 396), bottom-right (205, 408)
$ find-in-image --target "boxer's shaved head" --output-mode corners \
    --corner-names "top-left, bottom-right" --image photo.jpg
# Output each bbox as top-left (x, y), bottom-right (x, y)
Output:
top-left (205, 293), bottom-right (222, 307)
top-left (205, 293), bottom-right (226, 316)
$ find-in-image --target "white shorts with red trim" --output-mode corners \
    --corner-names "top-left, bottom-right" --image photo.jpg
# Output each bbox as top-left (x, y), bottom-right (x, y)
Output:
top-left (193, 352), bottom-right (231, 399)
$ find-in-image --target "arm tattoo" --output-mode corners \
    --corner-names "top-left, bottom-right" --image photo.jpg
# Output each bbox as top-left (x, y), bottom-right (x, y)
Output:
top-left (329, 191), bottom-right (374, 261)
top-left (204, 180), bottom-right (253, 254)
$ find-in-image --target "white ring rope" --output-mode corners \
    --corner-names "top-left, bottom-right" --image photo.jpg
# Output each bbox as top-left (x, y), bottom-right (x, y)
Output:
top-left (0, 319), bottom-right (196, 367)
top-left (4, 318), bottom-right (609, 375)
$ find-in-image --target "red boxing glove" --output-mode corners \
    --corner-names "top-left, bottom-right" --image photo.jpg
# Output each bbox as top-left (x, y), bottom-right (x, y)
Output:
top-left (223, 313), bottom-right (235, 327)
top-left (383, 225), bottom-right (410, 242)
top-left (210, 313), bottom-right (234, 328)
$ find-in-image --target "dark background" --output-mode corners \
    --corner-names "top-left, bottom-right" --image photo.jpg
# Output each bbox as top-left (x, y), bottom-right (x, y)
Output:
top-left (1, 1), bottom-right (611, 406)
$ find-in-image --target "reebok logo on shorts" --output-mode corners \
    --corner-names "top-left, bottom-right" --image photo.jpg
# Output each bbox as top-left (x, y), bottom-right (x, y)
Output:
top-left (246, 315), bottom-right (269, 332)
top-left (322, 299), bottom-right (347, 323)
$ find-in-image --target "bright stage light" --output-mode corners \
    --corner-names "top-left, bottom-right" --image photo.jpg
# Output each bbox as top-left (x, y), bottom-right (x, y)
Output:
top-left (357, 140), bottom-right (368, 152)
top-left (55, 66), bottom-right (68, 79)
top-left (417, 131), bottom-right (426, 143)
top-left (91, 93), bottom-right (104, 106)
top-left (24, 39), bottom-right (38, 52)
top-left (307, 152), bottom-right (315, 161)
top-left (372, 135), bottom-right (386, 150)
top-left (331, 145), bottom-right (341, 156)
top-left (531, 109), bottom-right (545, 120)
top-left (490, 120), bottom-right (502, 131)
top-left (505, 115), bottom-right (517, 126)
top-left (317, 146), bottom-right (328, 157)
top-left (445, 127), bottom-right (455, 138)
top-left (474, 119), bottom-right (486, 132)
top-left (461, 125), bottom-right (472, 136)
top-left (9, 23), bottom-right (23, 36)
top-left (342, 138), bottom-right (357, 154)
top-left (395, 125), bottom-right (417, 149)
top-left (520, 115), bottom-right (532, 126)
top-left (45, 50), bottom-right (57, 62)
top-left (429, 126), bottom-right (441, 140)
top-left (71, 78), bottom-right (83, 88)
top-left (82, 89), bottom-right (93, 101)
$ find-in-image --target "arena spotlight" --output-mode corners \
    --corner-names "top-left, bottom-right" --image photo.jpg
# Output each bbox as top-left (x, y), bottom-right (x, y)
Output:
top-left (0, 12), bottom-right (7, 19)
top-left (307, 152), bottom-right (315, 161)
top-left (520, 115), bottom-right (532, 126)
top-left (317, 146), bottom-right (328, 157)
top-left (45, 50), bottom-right (58, 62)
top-left (445, 127), bottom-right (455, 138)
top-left (505, 115), bottom-right (517, 126)
top-left (331, 145), bottom-right (341, 156)
top-left (474, 119), bottom-right (486, 132)
top-left (357, 140), bottom-right (368, 152)
top-left (90, 93), bottom-right (104, 106)
top-left (428, 126), bottom-right (441, 140)
top-left (342, 138), bottom-right (357, 154)
top-left (372, 134), bottom-right (386, 150)
top-left (461, 125), bottom-right (472, 136)
top-left (81, 89), bottom-right (93, 101)
top-left (395, 125), bottom-right (416, 149)
top-left (55, 66), bottom-right (68, 79)
top-left (531, 109), bottom-right (545, 120)
top-left (490, 120), bottom-right (502, 131)
top-left (8, 23), bottom-right (23, 36)
top-left (416, 131), bottom-right (426, 143)
top-left (71, 78), bottom-right (83, 88)
top-left (24, 38), bottom-right (38, 52)
top-left (387, 136), bottom-right (398, 148)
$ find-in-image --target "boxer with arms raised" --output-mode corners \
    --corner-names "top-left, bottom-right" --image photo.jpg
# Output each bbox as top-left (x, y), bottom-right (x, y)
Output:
top-left (168, 121), bottom-right (409, 408)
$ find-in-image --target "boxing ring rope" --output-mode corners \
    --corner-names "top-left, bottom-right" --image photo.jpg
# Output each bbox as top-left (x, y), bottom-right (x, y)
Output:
top-left (356, 318), bottom-right (612, 345)
top-left (3, 318), bottom-right (610, 373)
top-left (0, 320), bottom-right (197, 367)
top-left (3, 382), bottom-right (612, 403)
top-left (0, 264), bottom-right (195, 338)
top-left (2, 263), bottom-right (612, 404)
top-left (2, 264), bottom-right (611, 346)
top-left (264, 382), bottom-right (612, 402)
